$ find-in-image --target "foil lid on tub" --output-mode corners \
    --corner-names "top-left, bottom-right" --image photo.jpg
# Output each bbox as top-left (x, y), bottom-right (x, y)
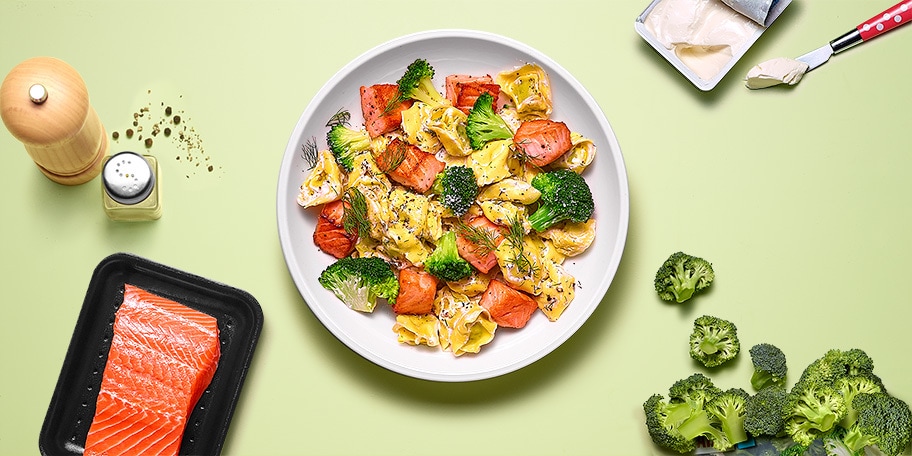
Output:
top-left (635, 0), bottom-right (793, 91)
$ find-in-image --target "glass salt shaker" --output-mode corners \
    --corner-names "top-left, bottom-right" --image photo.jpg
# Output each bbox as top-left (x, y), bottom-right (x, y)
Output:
top-left (101, 151), bottom-right (162, 221)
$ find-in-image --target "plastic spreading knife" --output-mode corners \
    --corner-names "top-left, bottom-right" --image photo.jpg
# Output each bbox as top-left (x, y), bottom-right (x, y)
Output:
top-left (797, 0), bottom-right (912, 72)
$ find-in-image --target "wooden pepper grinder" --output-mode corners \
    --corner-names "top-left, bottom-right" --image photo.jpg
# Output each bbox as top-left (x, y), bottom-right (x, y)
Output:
top-left (0, 57), bottom-right (107, 185)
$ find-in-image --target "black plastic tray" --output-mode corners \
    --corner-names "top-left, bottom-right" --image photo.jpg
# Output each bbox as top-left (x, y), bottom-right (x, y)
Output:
top-left (39, 253), bottom-right (264, 456)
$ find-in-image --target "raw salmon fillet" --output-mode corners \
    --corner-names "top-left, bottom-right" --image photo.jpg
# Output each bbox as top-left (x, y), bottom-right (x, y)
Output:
top-left (84, 284), bottom-right (221, 456)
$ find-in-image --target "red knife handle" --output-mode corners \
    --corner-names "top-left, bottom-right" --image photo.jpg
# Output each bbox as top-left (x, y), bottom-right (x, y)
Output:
top-left (858, 0), bottom-right (912, 41)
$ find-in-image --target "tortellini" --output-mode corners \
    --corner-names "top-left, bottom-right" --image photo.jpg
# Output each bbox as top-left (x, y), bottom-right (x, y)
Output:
top-left (297, 149), bottom-right (344, 208)
top-left (496, 63), bottom-right (553, 120)
top-left (393, 314), bottom-right (441, 348)
top-left (534, 260), bottom-right (576, 322)
top-left (427, 106), bottom-right (472, 157)
top-left (540, 219), bottom-right (596, 257)
top-left (477, 178), bottom-right (541, 205)
top-left (467, 139), bottom-right (515, 186)
top-left (549, 132), bottom-right (596, 174)
top-left (434, 289), bottom-right (497, 357)
top-left (401, 102), bottom-right (442, 153)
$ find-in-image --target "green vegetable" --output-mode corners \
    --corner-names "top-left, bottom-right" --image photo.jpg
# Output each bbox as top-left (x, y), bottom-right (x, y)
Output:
top-left (392, 58), bottom-right (448, 109)
top-left (424, 231), bottom-right (473, 282)
top-left (643, 373), bottom-right (731, 454)
top-left (430, 165), bottom-right (478, 216)
top-left (782, 382), bottom-right (847, 446)
top-left (689, 315), bottom-right (740, 368)
top-left (527, 169), bottom-right (594, 232)
top-left (744, 387), bottom-right (788, 438)
top-left (326, 123), bottom-right (371, 172)
top-left (318, 256), bottom-right (399, 313)
top-left (749, 343), bottom-right (788, 391)
top-left (705, 388), bottom-right (750, 446)
top-left (840, 392), bottom-right (912, 456)
top-left (465, 91), bottom-right (513, 150)
top-left (835, 375), bottom-right (884, 429)
top-left (654, 251), bottom-right (714, 303)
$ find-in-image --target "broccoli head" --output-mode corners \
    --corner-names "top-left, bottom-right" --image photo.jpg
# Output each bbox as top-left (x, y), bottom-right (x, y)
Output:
top-left (643, 394), bottom-right (698, 454)
top-left (465, 91), bottom-right (513, 150)
top-left (431, 165), bottom-right (478, 216)
top-left (393, 58), bottom-right (448, 109)
top-left (644, 374), bottom-right (732, 453)
top-left (744, 387), bottom-right (788, 438)
top-left (705, 388), bottom-right (750, 446)
top-left (840, 392), bottom-right (912, 456)
top-left (835, 375), bottom-right (884, 429)
top-left (689, 315), bottom-right (740, 368)
top-left (326, 123), bottom-right (371, 172)
top-left (527, 169), bottom-right (594, 232)
top-left (749, 343), bottom-right (788, 391)
top-left (424, 231), bottom-right (473, 282)
top-left (654, 251), bottom-right (714, 303)
top-left (782, 383), bottom-right (847, 446)
top-left (318, 256), bottom-right (399, 313)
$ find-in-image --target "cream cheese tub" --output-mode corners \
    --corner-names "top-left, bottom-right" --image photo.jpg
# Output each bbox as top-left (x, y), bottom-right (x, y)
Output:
top-left (635, 0), bottom-right (793, 90)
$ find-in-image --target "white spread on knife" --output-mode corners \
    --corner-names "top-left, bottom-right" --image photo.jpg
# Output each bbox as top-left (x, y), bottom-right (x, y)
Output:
top-left (643, 0), bottom-right (760, 81)
top-left (744, 57), bottom-right (809, 89)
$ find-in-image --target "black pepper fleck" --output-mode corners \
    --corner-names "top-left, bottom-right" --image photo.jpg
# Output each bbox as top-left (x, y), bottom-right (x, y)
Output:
top-left (112, 131), bottom-right (119, 140)
top-left (125, 129), bottom-right (134, 138)
top-left (145, 138), bottom-right (153, 148)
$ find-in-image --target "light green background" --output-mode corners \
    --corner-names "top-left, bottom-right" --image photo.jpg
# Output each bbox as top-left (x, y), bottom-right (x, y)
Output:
top-left (1, 1), bottom-right (910, 455)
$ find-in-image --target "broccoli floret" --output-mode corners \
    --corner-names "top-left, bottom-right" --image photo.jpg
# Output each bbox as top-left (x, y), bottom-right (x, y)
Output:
top-left (318, 256), bottom-right (399, 313)
top-left (799, 349), bottom-right (877, 386)
top-left (465, 91), bottom-right (513, 150)
top-left (705, 388), bottom-right (750, 445)
top-left (689, 315), bottom-right (740, 368)
top-left (654, 251), bottom-right (715, 303)
top-left (835, 375), bottom-right (884, 429)
top-left (393, 58), bottom-right (448, 109)
top-left (744, 387), bottom-right (788, 438)
top-left (431, 165), bottom-right (478, 216)
top-left (840, 392), bottom-right (912, 456)
top-left (643, 394), bottom-right (698, 454)
top-left (424, 231), bottom-right (473, 282)
top-left (326, 123), bottom-right (371, 172)
top-left (644, 374), bottom-right (732, 453)
top-left (527, 169), bottom-right (594, 232)
top-left (782, 383), bottom-right (847, 446)
top-left (779, 442), bottom-right (809, 456)
top-left (750, 343), bottom-right (788, 391)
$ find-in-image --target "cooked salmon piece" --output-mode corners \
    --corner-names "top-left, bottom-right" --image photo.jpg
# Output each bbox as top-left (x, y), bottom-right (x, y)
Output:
top-left (478, 279), bottom-right (539, 329)
top-left (392, 267), bottom-right (438, 315)
top-left (445, 74), bottom-right (501, 113)
top-left (361, 84), bottom-right (413, 138)
top-left (313, 200), bottom-right (357, 259)
top-left (456, 215), bottom-right (505, 274)
top-left (376, 137), bottom-right (445, 193)
top-left (513, 119), bottom-right (573, 167)
top-left (84, 284), bottom-right (220, 456)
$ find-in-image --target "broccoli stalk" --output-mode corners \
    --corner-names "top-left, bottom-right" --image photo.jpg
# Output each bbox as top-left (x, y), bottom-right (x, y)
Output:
top-left (430, 165), bottom-right (478, 216)
top-left (705, 388), bottom-right (750, 446)
top-left (749, 343), bottom-right (788, 391)
top-left (676, 409), bottom-right (731, 451)
top-left (654, 251), bottom-right (715, 303)
top-left (527, 169), bottom-right (594, 232)
top-left (465, 91), bottom-right (513, 150)
top-left (393, 58), bottom-right (448, 109)
top-left (643, 394), bottom-right (698, 454)
top-left (689, 315), bottom-right (740, 368)
top-left (326, 123), bottom-right (371, 172)
top-left (318, 256), bottom-right (399, 313)
top-left (840, 392), bottom-right (912, 456)
top-left (424, 231), bottom-right (473, 282)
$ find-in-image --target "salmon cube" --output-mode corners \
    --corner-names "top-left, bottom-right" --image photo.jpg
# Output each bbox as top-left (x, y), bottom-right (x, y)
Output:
top-left (377, 137), bottom-right (445, 193)
top-left (479, 279), bottom-right (539, 329)
top-left (392, 267), bottom-right (438, 315)
top-left (313, 200), bottom-right (357, 259)
top-left (445, 74), bottom-right (501, 113)
top-left (513, 119), bottom-right (572, 167)
top-left (456, 215), bottom-right (505, 274)
top-left (360, 84), bottom-right (413, 138)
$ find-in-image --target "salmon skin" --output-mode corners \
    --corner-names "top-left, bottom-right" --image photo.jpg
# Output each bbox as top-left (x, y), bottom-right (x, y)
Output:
top-left (84, 284), bottom-right (221, 456)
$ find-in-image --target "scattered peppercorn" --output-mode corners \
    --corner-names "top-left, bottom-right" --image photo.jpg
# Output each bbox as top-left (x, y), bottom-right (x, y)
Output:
top-left (125, 129), bottom-right (134, 138)
top-left (145, 138), bottom-right (153, 148)
top-left (112, 131), bottom-right (119, 140)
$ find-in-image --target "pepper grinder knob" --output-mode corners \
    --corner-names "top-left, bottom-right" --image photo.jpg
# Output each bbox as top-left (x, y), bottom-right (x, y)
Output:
top-left (0, 57), bottom-right (107, 185)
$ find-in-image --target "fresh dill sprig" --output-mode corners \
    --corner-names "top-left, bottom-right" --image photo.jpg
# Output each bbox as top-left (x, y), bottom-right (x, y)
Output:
top-left (341, 187), bottom-right (370, 238)
top-left (326, 108), bottom-right (351, 128)
top-left (378, 139), bottom-right (408, 174)
top-left (503, 215), bottom-right (538, 277)
top-left (301, 136), bottom-right (318, 170)
top-left (454, 219), bottom-right (498, 257)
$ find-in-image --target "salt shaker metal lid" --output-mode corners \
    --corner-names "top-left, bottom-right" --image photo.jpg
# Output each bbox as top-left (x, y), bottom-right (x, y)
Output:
top-left (102, 151), bottom-right (155, 205)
